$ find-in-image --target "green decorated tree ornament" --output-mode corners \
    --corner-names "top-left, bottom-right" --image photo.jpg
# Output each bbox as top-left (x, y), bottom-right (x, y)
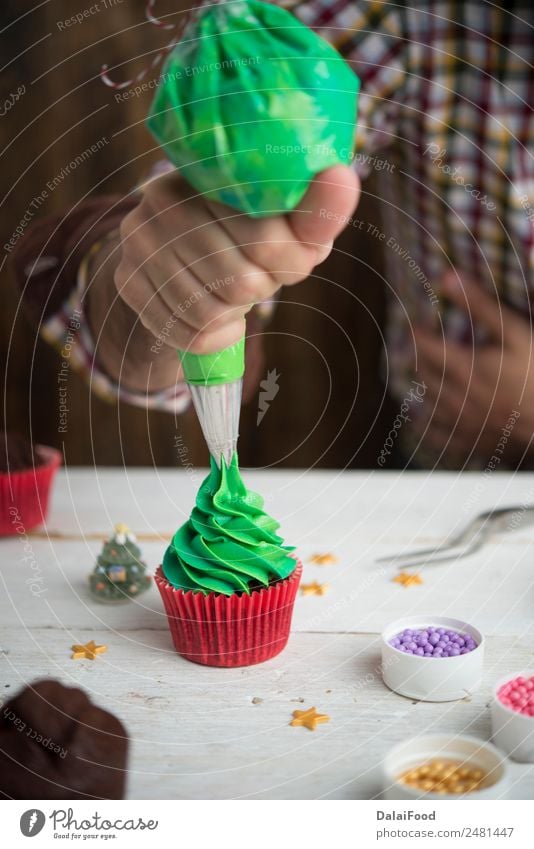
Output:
top-left (89, 524), bottom-right (151, 603)
top-left (146, 0), bottom-right (360, 217)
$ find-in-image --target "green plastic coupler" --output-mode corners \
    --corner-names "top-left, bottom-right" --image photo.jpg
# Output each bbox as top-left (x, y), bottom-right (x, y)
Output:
top-left (146, 0), bottom-right (360, 464)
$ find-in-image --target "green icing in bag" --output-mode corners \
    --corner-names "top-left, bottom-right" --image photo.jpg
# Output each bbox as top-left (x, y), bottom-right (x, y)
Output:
top-left (147, 0), bottom-right (360, 217)
top-left (162, 454), bottom-right (295, 595)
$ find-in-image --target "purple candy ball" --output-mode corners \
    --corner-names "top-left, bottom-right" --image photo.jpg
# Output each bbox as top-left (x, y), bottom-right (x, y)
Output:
top-left (390, 625), bottom-right (478, 657)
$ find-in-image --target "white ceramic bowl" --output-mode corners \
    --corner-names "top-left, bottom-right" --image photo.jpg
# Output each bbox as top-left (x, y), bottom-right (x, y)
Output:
top-left (382, 733), bottom-right (510, 800)
top-left (381, 616), bottom-right (484, 702)
top-left (491, 671), bottom-right (534, 763)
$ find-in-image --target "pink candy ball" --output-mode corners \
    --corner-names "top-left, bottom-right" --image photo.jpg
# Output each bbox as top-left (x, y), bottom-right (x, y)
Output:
top-left (498, 675), bottom-right (534, 716)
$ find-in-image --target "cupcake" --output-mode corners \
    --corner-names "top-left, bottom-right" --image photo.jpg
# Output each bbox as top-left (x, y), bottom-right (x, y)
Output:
top-left (155, 454), bottom-right (301, 667)
top-left (0, 431), bottom-right (61, 536)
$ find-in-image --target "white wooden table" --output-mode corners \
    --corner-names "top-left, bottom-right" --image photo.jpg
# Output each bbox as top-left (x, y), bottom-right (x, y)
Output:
top-left (2, 467), bottom-right (534, 799)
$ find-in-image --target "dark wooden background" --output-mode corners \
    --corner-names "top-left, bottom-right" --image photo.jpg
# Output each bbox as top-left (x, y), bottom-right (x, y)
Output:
top-left (1, 0), bottom-right (391, 469)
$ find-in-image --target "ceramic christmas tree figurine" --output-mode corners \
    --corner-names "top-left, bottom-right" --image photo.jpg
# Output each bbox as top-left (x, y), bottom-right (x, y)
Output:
top-left (89, 523), bottom-right (150, 603)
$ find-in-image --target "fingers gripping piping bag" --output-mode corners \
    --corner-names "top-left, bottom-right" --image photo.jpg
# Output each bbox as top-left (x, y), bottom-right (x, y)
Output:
top-left (147, 0), bottom-right (360, 463)
top-left (147, 0), bottom-right (360, 665)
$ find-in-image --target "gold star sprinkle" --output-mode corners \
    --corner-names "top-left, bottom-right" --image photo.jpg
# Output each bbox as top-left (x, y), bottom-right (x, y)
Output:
top-left (309, 552), bottom-right (338, 566)
top-left (290, 707), bottom-right (330, 731)
top-left (71, 640), bottom-right (108, 660)
top-left (300, 581), bottom-right (330, 596)
top-left (393, 571), bottom-right (423, 588)
top-left (114, 522), bottom-right (130, 534)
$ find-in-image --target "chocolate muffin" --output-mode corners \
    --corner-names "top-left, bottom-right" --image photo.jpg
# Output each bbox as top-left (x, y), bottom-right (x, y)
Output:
top-left (0, 431), bottom-right (38, 472)
top-left (0, 679), bottom-right (128, 799)
top-left (0, 431), bottom-right (61, 535)
top-left (0, 432), bottom-right (37, 472)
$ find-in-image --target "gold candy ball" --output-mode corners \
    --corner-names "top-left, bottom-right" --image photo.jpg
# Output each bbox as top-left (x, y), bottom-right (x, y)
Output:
top-left (398, 759), bottom-right (487, 794)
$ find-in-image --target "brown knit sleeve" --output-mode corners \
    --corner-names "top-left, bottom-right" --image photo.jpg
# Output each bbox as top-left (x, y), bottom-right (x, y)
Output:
top-left (8, 184), bottom-right (269, 411)
top-left (8, 194), bottom-right (138, 328)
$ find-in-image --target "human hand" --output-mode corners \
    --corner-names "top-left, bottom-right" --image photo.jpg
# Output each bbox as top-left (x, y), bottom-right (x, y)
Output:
top-left (412, 270), bottom-right (534, 465)
top-left (115, 165), bottom-right (360, 354)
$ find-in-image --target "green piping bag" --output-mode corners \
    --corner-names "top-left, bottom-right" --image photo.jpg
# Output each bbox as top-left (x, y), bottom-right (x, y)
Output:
top-left (146, 0), bottom-right (360, 463)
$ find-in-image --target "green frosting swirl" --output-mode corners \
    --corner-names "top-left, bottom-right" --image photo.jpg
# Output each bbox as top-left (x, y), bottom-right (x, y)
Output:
top-left (162, 454), bottom-right (296, 596)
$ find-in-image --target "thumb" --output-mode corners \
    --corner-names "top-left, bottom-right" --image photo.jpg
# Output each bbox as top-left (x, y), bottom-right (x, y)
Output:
top-left (288, 165), bottom-right (360, 249)
top-left (442, 269), bottom-right (519, 343)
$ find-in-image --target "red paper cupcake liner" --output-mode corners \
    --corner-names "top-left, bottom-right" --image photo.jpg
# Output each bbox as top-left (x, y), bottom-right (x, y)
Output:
top-left (155, 559), bottom-right (302, 667)
top-left (0, 446), bottom-right (62, 536)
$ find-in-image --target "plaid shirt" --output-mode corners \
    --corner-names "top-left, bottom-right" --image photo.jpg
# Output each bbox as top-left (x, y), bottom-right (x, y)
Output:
top-left (36, 0), bottom-right (534, 463)
top-left (292, 0), bottom-right (534, 465)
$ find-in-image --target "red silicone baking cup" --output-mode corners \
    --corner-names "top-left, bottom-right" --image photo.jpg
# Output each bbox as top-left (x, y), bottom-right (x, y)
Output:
top-left (155, 559), bottom-right (302, 667)
top-left (0, 446), bottom-right (62, 536)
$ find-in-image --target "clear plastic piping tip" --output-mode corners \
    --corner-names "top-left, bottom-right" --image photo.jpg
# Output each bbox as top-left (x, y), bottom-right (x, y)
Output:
top-left (189, 378), bottom-right (242, 467)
